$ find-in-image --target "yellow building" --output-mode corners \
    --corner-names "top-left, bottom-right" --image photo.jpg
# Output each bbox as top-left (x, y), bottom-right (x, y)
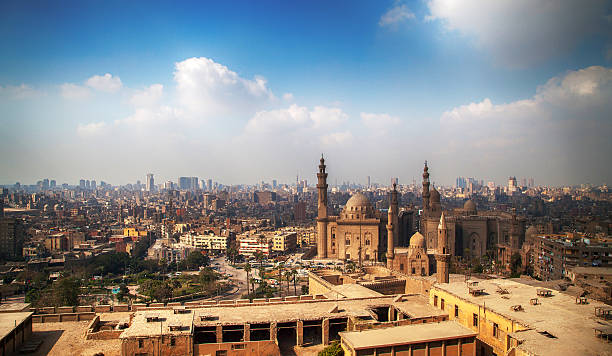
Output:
top-left (272, 232), bottom-right (297, 252)
top-left (429, 278), bottom-right (612, 356)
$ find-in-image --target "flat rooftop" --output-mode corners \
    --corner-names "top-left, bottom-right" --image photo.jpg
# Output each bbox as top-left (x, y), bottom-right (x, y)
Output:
top-left (0, 312), bottom-right (32, 340)
top-left (119, 309), bottom-right (194, 338)
top-left (190, 295), bottom-right (445, 326)
top-left (0, 302), bottom-right (31, 313)
top-left (434, 278), bottom-right (612, 356)
top-left (340, 320), bottom-right (476, 350)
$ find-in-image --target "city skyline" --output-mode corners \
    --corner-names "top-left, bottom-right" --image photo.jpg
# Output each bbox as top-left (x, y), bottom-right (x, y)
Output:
top-left (1, 1), bottom-right (611, 186)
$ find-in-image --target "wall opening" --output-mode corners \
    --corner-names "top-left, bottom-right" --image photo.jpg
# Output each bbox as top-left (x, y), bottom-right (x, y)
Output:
top-left (250, 323), bottom-right (271, 341)
top-left (194, 326), bottom-right (217, 344)
top-left (222, 324), bottom-right (244, 343)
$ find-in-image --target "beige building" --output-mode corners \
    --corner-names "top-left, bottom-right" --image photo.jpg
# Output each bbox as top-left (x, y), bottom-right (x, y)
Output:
top-left (179, 233), bottom-right (231, 252)
top-left (272, 232), bottom-right (297, 252)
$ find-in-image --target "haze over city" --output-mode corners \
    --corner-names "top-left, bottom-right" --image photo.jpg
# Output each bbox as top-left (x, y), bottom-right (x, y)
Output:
top-left (1, 0), bottom-right (611, 186)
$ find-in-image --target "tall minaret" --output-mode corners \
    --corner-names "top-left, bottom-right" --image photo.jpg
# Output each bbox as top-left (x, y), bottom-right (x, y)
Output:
top-left (435, 212), bottom-right (450, 283)
top-left (386, 183), bottom-right (398, 268)
top-left (422, 161), bottom-right (430, 213)
top-left (316, 155), bottom-right (329, 259)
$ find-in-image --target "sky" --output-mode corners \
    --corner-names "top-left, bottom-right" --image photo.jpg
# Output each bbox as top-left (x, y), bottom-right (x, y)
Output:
top-left (1, 0), bottom-right (611, 187)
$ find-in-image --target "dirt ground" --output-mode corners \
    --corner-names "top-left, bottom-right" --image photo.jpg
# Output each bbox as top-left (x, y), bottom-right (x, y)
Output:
top-left (26, 321), bottom-right (122, 356)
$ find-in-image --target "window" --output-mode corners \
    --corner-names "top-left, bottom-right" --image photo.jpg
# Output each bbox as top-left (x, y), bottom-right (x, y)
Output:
top-left (473, 313), bottom-right (478, 327)
top-left (365, 239), bottom-right (370, 245)
top-left (400, 263), bottom-right (404, 270)
top-left (346, 253), bottom-right (350, 260)
top-left (434, 295), bottom-right (438, 306)
top-left (493, 323), bottom-right (499, 338)
top-left (138, 339), bottom-right (144, 348)
top-left (346, 239), bottom-right (351, 246)
top-left (411, 267), bottom-right (416, 274)
top-left (170, 337), bottom-right (175, 346)
top-left (454, 305), bottom-right (459, 318)
top-left (441, 299), bottom-right (445, 310)
top-left (232, 344), bottom-right (246, 350)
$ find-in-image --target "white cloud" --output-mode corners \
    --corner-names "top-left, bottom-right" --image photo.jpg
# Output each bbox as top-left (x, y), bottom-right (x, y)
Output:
top-left (77, 122), bottom-right (107, 136)
top-left (130, 84), bottom-right (164, 107)
top-left (245, 104), bottom-right (347, 135)
top-left (86, 73), bottom-right (123, 92)
top-left (0, 84), bottom-right (40, 99)
top-left (321, 131), bottom-right (353, 145)
top-left (174, 57), bottom-right (275, 118)
top-left (361, 112), bottom-right (401, 134)
top-left (379, 4), bottom-right (415, 26)
top-left (60, 83), bottom-right (91, 99)
top-left (283, 92), bottom-right (294, 101)
top-left (426, 0), bottom-right (611, 67)
top-left (438, 66), bottom-right (612, 185)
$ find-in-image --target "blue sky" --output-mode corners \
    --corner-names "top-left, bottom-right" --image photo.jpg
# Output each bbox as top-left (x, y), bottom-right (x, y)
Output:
top-left (1, 0), bottom-right (611, 186)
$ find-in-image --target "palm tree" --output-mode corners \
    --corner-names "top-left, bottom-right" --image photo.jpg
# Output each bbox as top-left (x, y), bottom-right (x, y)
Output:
top-left (284, 270), bottom-right (292, 296)
top-left (291, 268), bottom-right (298, 295)
top-left (244, 263), bottom-right (251, 296)
top-left (276, 263), bottom-right (285, 297)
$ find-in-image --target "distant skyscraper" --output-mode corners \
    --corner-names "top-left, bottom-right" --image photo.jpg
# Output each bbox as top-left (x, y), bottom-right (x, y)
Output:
top-left (508, 176), bottom-right (517, 194)
top-left (391, 177), bottom-right (398, 186)
top-left (179, 177), bottom-right (190, 190)
top-left (42, 178), bottom-right (49, 190)
top-left (528, 177), bottom-right (534, 188)
top-left (207, 179), bottom-right (213, 191)
top-left (50, 180), bottom-right (56, 188)
top-left (272, 179), bottom-right (277, 189)
top-left (367, 176), bottom-right (371, 188)
top-left (79, 179), bottom-right (86, 189)
top-left (190, 177), bottom-right (199, 191)
top-left (146, 173), bottom-right (154, 192)
top-left (85, 180), bottom-right (90, 189)
top-left (521, 177), bottom-right (527, 187)
top-left (91, 180), bottom-right (96, 190)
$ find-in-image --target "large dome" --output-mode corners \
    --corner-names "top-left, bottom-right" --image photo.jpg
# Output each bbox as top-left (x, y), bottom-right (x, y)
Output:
top-left (342, 192), bottom-right (374, 218)
top-left (409, 232), bottom-right (426, 248)
top-left (464, 199), bottom-right (477, 213)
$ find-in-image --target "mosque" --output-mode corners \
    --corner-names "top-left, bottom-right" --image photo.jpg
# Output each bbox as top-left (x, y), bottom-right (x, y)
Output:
top-left (316, 156), bottom-right (526, 276)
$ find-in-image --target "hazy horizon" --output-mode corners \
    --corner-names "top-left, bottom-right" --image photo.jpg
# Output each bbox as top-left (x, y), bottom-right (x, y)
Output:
top-left (1, 1), bottom-right (611, 187)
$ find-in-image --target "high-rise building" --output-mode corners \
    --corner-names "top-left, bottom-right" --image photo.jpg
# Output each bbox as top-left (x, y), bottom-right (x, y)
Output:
top-left (508, 176), bottom-right (517, 194)
top-left (367, 176), bottom-right (371, 188)
top-left (528, 177), bottom-right (535, 188)
top-left (79, 179), bottom-right (86, 189)
top-left (50, 180), bottom-right (56, 188)
top-left (91, 180), bottom-right (96, 190)
top-left (0, 218), bottom-right (25, 260)
top-left (272, 179), bottom-right (277, 189)
top-left (42, 178), bottom-right (49, 190)
top-left (190, 177), bottom-right (199, 191)
top-left (207, 179), bottom-right (213, 191)
top-left (146, 173), bottom-right (154, 192)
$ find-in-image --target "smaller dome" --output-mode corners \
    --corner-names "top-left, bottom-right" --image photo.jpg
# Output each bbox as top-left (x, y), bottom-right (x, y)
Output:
top-left (464, 199), bottom-right (477, 212)
top-left (409, 232), bottom-right (426, 248)
top-left (430, 188), bottom-right (440, 203)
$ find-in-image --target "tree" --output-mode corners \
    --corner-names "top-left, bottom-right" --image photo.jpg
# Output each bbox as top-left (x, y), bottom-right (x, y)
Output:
top-left (54, 277), bottom-right (81, 306)
top-left (510, 252), bottom-right (523, 277)
top-left (284, 270), bottom-right (293, 296)
top-left (318, 340), bottom-right (343, 356)
top-left (291, 269), bottom-right (298, 295)
top-left (244, 263), bottom-right (252, 295)
top-left (254, 251), bottom-right (265, 269)
top-left (186, 251), bottom-right (210, 270)
top-left (117, 283), bottom-right (129, 302)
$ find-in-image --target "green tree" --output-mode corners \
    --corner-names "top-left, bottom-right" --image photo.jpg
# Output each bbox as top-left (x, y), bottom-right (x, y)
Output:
top-left (318, 341), bottom-right (343, 356)
top-left (55, 277), bottom-right (81, 306)
top-left (186, 251), bottom-right (210, 270)
top-left (510, 252), bottom-right (523, 277)
top-left (117, 283), bottom-right (129, 302)
top-left (291, 269), bottom-right (298, 295)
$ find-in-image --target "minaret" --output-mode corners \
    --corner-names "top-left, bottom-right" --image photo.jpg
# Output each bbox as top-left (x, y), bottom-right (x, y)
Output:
top-left (422, 161), bottom-right (430, 213)
top-left (316, 155), bottom-right (329, 259)
top-left (386, 183), bottom-right (398, 268)
top-left (435, 212), bottom-right (450, 283)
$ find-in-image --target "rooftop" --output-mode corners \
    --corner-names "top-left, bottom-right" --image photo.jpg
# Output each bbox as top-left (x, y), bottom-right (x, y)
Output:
top-left (0, 302), bottom-right (31, 313)
top-left (119, 309), bottom-right (194, 338)
top-left (340, 320), bottom-right (476, 350)
top-left (190, 295), bottom-right (445, 327)
top-left (434, 278), bottom-right (612, 356)
top-left (0, 312), bottom-right (32, 340)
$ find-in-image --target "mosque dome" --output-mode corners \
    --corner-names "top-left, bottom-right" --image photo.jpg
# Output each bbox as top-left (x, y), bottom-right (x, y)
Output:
top-left (430, 188), bottom-right (440, 203)
top-left (343, 192), bottom-right (374, 218)
top-left (409, 232), bottom-right (426, 248)
top-left (464, 199), bottom-right (477, 213)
